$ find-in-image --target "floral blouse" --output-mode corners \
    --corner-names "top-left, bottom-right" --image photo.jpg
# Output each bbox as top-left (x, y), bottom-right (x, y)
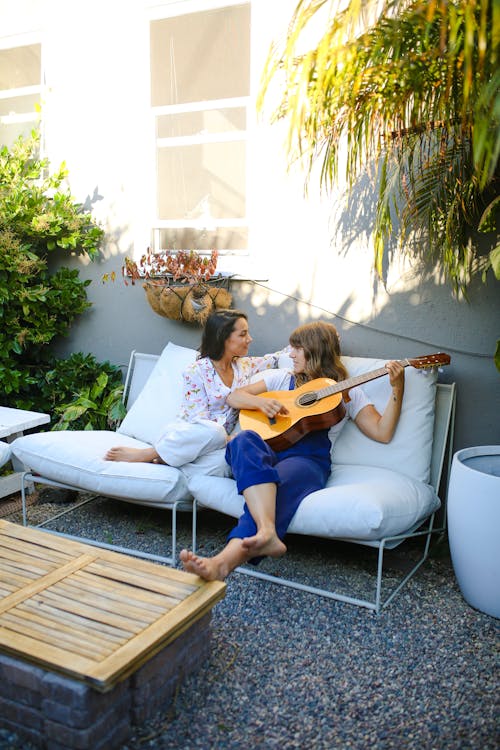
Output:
top-left (177, 350), bottom-right (286, 434)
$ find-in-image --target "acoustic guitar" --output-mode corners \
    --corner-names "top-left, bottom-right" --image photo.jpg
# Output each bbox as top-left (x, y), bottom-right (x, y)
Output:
top-left (239, 353), bottom-right (451, 451)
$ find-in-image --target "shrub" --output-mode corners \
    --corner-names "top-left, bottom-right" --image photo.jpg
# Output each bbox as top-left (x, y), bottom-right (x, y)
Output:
top-left (0, 131), bottom-right (123, 426)
top-left (46, 353), bottom-right (126, 431)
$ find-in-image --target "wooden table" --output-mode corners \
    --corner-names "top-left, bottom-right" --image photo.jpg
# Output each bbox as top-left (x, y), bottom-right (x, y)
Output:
top-left (0, 520), bottom-right (225, 691)
top-left (0, 406), bottom-right (50, 498)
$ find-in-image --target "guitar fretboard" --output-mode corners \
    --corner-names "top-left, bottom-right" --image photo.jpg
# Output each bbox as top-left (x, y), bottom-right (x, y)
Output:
top-left (294, 352), bottom-right (449, 406)
top-left (315, 360), bottom-right (410, 400)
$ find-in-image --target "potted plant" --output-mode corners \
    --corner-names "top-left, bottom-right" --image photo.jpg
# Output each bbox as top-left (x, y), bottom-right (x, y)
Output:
top-left (120, 249), bottom-right (232, 325)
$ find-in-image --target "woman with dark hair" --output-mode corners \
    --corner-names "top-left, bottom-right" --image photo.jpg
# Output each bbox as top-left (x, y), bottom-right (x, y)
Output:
top-left (105, 309), bottom-right (286, 466)
top-left (180, 320), bottom-right (405, 580)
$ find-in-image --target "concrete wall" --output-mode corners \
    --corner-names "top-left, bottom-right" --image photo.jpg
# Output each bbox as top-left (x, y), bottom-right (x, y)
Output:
top-left (2, 0), bottom-right (499, 453)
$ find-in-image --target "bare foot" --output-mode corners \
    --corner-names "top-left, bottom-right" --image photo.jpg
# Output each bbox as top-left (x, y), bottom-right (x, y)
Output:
top-left (241, 529), bottom-right (287, 558)
top-left (180, 549), bottom-right (227, 581)
top-left (104, 446), bottom-right (158, 463)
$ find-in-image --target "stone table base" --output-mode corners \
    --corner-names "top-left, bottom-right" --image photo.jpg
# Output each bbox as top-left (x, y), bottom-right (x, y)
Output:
top-left (0, 611), bottom-right (212, 749)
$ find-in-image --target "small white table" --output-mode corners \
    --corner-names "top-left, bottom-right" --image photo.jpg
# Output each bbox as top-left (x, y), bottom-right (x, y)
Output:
top-left (0, 406), bottom-right (50, 498)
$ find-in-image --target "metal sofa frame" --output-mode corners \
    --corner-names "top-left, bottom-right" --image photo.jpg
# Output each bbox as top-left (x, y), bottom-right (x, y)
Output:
top-left (192, 382), bottom-right (456, 614)
top-left (20, 351), bottom-right (192, 567)
top-left (19, 350), bottom-right (456, 612)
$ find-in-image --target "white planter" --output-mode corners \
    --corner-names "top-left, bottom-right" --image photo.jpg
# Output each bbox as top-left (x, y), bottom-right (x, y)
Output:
top-left (447, 445), bottom-right (500, 618)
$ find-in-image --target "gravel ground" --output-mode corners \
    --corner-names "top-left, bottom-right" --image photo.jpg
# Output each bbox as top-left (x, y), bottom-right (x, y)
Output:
top-left (1, 493), bottom-right (499, 750)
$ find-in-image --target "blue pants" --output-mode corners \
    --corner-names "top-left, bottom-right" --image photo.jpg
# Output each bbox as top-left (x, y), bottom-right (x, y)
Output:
top-left (225, 430), bottom-right (331, 549)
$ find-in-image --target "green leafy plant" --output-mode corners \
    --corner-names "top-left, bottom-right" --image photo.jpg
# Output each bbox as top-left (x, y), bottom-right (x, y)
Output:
top-left (0, 227), bottom-right (91, 398)
top-left (53, 374), bottom-right (126, 431)
top-left (259, 0), bottom-right (499, 295)
top-left (479, 197), bottom-right (500, 371)
top-left (41, 353), bottom-right (126, 430)
top-left (5, 351), bottom-right (126, 430)
top-left (0, 131), bottom-right (127, 413)
top-left (0, 131), bottom-right (103, 260)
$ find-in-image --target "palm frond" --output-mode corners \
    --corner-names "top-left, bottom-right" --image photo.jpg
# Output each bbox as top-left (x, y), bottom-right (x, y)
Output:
top-left (258, 0), bottom-right (499, 293)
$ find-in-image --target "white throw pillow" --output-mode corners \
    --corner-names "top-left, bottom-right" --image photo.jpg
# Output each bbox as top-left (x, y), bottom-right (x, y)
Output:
top-left (333, 356), bottom-right (437, 483)
top-left (277, 353), bottom-right (437, 483)
top-left (117, 342), bottom-right (198, 444)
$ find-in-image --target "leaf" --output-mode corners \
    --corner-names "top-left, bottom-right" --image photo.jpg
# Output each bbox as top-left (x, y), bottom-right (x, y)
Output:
top-left (490, 244), bottom-right (500, 280)
top-left (258, 0), bottom-right (497, 295)
top-left (108, 398), bottom-right (127, 425)
top-left (90, 372), bottom-right (108, 400)
top-left (57, 404), bottom-right (88, 422)
top-left (73, 397), bottom-right (98, 410)
top-left (479, 197), bottom-right (500, 233)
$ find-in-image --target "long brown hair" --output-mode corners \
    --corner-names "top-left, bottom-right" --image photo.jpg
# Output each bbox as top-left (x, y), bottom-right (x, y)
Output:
top-left (289, 321), bottom-right (347, 387)
top-left (199, 309), bottom-right (248, 360)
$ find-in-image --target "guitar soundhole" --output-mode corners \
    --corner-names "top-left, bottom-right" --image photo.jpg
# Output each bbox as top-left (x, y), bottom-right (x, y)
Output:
top-left (297, 391), bottom-right (318, 407)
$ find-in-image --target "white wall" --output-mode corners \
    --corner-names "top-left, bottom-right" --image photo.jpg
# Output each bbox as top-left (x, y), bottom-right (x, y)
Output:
top-left (1, 0), bottom-right (499, 453)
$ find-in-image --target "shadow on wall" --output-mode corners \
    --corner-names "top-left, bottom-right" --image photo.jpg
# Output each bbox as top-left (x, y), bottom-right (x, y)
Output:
top-left (333, 164), bottom-right (451, 293)
top-left (47, 222), bottom-right (499, 453)
top-left (232, 277), bottom-right (499, 453)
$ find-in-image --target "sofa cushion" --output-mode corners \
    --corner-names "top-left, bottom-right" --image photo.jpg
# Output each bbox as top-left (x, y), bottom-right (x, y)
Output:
top-left (290, 465), bottom-right (439, 539)
top-left (334, 356), bottom-right (437, 483)
top-left (117, 342), bottom-right (198, 445)
top-left (187, 465), bottom-right (439, 541)
top-left (279, 353), bottom-right (437, 483)
top-left (12, 431), bottom-right (190, 507)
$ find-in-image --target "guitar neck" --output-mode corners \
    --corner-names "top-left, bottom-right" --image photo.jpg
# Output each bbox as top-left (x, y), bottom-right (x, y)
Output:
top-left (320, 360), bottom-right (409, 398)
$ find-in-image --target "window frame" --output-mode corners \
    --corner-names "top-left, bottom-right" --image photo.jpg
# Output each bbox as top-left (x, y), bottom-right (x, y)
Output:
top-left (147, 0), bottom-right (259, 278)
top-left (0, 33), bottom-right (43, 146)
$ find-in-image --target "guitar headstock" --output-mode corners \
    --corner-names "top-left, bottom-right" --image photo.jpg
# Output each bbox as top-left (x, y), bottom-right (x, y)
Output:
top-left (407, 353), bottom-right (451, 369)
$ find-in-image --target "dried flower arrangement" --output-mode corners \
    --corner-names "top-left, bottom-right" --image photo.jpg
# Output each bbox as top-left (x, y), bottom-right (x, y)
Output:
top-left (122, 248), bottom-right (219, 285)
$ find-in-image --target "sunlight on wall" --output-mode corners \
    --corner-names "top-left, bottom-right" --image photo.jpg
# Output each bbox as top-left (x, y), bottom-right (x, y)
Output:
top-left (249, 107), bottom-right (383, 325)
top-left (247, 0), bottom-right (387, 325)
top-left (40, 0), bottom-right (152, 262)
top-left (2, 0), bottom-right (429, 321)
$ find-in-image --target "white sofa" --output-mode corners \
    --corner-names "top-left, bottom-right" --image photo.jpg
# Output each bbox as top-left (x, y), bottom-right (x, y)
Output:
top-left (12, 344), bottom-right (201, 565)
top-left (12, 341), bottom-right (456, 611)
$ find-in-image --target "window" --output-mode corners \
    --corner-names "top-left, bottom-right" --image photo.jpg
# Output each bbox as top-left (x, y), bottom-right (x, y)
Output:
top-left (0, 43), bottom-right (42, 147)
top-left (149, 2), bottom-right (251, 259)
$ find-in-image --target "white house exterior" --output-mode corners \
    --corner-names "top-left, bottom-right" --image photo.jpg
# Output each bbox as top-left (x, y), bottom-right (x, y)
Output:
top-left (1, 0), bottom-right (499, 452)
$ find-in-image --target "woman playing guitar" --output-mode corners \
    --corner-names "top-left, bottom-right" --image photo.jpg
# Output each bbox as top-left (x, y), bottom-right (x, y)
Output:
top-left (180, 321), bottom-right (405, 581)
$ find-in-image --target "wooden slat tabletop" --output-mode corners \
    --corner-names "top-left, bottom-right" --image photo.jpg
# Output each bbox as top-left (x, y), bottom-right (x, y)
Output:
top-left (0, 520), bottom-right (225, 691)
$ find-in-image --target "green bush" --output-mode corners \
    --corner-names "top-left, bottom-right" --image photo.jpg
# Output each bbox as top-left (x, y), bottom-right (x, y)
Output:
top-left (46, 353), bottom-right (126, 431)
top-left (0, 131), bottom-right (124, 427)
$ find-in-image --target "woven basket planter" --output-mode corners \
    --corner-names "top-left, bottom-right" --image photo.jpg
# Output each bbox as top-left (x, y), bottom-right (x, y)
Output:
top-left (144, 278), bottom-right (232, 325)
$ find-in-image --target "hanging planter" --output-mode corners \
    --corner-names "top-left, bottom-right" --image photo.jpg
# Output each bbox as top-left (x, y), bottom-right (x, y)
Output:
top-left (144, 277), bottom-right (232, 325)
top-left (121, 249), bottom-right (233, 325)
